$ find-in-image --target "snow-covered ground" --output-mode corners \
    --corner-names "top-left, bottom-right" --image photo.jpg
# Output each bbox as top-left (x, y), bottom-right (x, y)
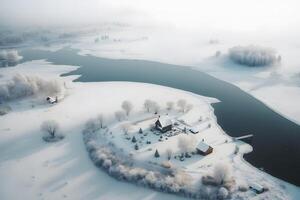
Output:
top-left (0, 60), bottom-right (299, 199)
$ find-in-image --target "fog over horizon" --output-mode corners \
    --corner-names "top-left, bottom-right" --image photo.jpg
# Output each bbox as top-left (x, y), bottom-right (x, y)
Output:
top-left (1, 0), bottom-right (300, 34)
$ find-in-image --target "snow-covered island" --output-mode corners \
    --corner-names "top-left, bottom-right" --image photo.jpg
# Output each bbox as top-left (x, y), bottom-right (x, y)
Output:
top-left (0, 60), bottom-right (298, 200)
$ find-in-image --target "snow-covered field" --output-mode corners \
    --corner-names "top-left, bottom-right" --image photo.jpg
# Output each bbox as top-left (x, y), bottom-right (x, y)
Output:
top-left (0, 60), bottom-right (299, 199)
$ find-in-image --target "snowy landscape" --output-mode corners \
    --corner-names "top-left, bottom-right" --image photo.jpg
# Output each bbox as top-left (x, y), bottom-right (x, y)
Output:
top-left (1, 0), bottom-right (300, 200)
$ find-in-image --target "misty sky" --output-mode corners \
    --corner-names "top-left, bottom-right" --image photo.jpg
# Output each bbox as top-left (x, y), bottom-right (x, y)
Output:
top-left (1, 0), bottom-right (300, 34)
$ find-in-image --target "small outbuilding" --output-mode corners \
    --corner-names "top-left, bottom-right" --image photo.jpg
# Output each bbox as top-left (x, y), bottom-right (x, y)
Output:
top-left (46, 96), bottom-right (58, 104)
top-left (196, 141), bottom-right (213, 156)
top-left (189, 127), bottom-right (200, 134)
top-left (249, 183), bottom-right (265, 194)
top-left (155, 116), bottom-right (172, 133)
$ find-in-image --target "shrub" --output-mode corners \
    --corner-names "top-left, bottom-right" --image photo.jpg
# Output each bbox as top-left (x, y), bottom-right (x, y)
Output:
top-left (41, 120), bottom-right (64, 142)
top-left (217, 187), bottom-right (229, 199)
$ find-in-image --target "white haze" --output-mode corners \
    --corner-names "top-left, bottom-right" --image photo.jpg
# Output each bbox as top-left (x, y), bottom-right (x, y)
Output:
top-left (0, 0), bottom-right (300, 33)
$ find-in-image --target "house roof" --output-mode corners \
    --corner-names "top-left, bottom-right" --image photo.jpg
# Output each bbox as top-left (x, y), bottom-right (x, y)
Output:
top-left (196, 141), bottom-right (210, 152)
top-left (249, 183), bottom-right (264, 192)
top-left (157, 116), bottom-right (172, 127)
top-left (189, 126), bottom-right (201, 133)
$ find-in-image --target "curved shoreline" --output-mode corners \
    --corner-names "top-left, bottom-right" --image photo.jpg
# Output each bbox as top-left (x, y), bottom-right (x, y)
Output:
top-left (19, 48), bottom-right (300, 186)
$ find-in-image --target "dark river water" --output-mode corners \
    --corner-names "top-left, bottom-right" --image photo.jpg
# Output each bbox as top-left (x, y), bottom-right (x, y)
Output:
top-left (20, 48), bottom-right (300, 186)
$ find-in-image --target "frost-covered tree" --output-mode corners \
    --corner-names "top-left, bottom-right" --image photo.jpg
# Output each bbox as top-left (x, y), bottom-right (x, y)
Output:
top-left (0, 49), bottom-right (22, 63)
top-left (177, 99), bottom-right (187, 113)
top-left (166, 148), bottom-right (173, 160)
top-left (115, 111), bottom-right (125, 121)
top-left (144, 99), bottom-right (151, 112)
top-left (177, 135), bottom-right (196, 155)
top-left (122, 100), bottom-right (133, 116)
top-left (229, 45), bottom-right (279, 67)
top-left (212, 163), bottom-right (232, 185)
top-left (41, 120), bottom-right (59, 138)
top-left (0, 74), bottom-right (62, 102)
top-left (166, 101), bottom-right (174, 111)
top-left (96, 114), bottom-right (104, 128)
top-left (143, 99), bottom-right (160, 113)
top-left (144, 99), bottom-right (154, 113)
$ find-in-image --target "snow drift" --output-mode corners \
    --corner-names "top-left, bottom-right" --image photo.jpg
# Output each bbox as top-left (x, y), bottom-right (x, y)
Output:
top-left (228, 45), bottom-right (280, 67)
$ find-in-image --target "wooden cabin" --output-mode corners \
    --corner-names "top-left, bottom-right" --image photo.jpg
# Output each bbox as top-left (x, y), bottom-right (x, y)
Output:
top-left (196, 141), bottom-right (213, 156)
top-left (46, 96), bottom-right (58, 104)
top-left (155, 116), bottom-right (172, 133)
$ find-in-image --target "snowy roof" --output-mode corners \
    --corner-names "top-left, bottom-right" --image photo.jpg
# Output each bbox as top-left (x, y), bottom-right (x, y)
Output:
top-left (189, 126), bottom-right (200, 133)
top-left (157, 116), bottom-right (172, 127)
top-left (46, 96), bottom-right (56, 103)
top-left (249, 183), bottom-right (264, 192)
top-left (196, 141), bottom-right (210, 152)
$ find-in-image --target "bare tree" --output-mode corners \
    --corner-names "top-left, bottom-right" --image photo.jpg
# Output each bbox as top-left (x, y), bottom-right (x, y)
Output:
top-left (166, 148), bottom-right (173, 160)
top-left (115, 111), bottom-right (125, 121)
top-left (166, 101), bottom-right (174, 111)
top-left (177, 99), bottom-right (187, 113)
top-left (97, 114), bottom-right (104, 128)
top-left (122, 100), bottom-right (133, 116)
top-left (177, 135), bottom-right (196, 155)
top-left (144, 99), bottom-right (153, 113)
top-left (121, 123), bottom-right (132, 135)
top-left (41, 120), bottom-right (59, 138)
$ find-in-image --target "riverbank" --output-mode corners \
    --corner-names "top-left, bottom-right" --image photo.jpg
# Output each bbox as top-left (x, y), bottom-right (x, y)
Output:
top-left (0, 60), bottom-right (299, 199)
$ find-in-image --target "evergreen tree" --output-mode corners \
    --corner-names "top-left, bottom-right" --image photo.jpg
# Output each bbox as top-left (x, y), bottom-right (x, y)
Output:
top-left (139, 128), bottom-right (143, 134)
top-left (131, 136), bottom-right (137, 143)
top-left (135, 144), bottom-right (139, 150)
top-left (154, 149), bottom-right (160, 158)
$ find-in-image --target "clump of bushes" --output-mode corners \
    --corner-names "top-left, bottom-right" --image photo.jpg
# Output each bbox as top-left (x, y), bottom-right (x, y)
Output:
top-left (228, 45), bottom-right (280, 67)
top-left (202, 163), bottom-right (235, 190)
top-left (0, 49), bottom-right (22, 67)
top-left (0, 74), bottom-right (62, 103)
top-left (82, 125), bottom-right (227, 199)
